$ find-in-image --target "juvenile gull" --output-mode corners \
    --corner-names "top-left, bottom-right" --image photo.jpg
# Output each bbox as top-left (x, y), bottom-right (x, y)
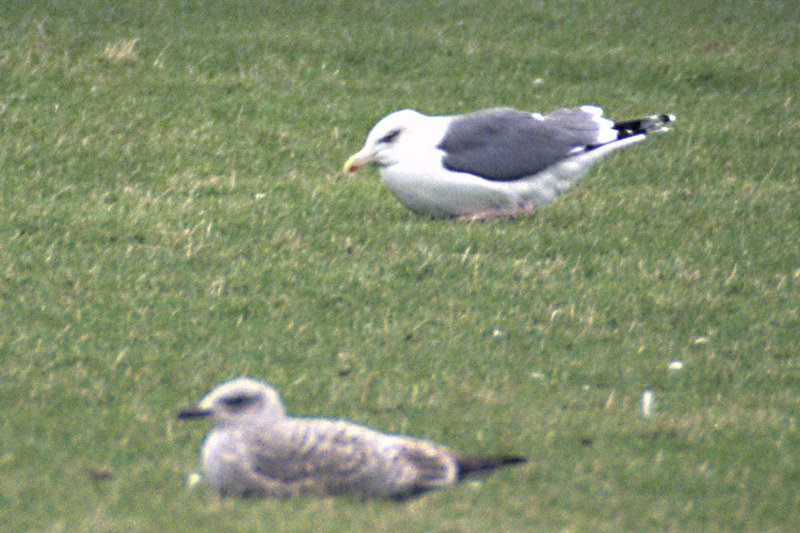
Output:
top-left (344, 106), bottom-right (675, 219)
top-left (178, 377), bottom-right (526, 499)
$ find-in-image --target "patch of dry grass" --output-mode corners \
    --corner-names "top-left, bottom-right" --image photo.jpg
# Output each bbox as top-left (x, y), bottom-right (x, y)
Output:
top-left (100, 38), bottom-right (140, 63)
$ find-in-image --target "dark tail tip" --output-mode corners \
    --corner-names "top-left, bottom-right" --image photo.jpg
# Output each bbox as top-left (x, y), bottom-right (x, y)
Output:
top-left (456, 455), bottom-right (528, 480)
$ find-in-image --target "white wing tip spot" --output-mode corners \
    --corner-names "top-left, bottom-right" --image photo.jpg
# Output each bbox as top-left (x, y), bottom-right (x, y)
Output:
top-left (579, 105), bottom-right (605, 116)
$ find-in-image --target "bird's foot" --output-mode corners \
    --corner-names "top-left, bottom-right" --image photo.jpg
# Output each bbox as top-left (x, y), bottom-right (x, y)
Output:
top-left (458, 202), bottom-right (534, 221)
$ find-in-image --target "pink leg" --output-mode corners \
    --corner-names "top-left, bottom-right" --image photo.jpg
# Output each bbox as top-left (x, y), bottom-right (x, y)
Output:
top-left (458, 201), bottom-right (535, 221)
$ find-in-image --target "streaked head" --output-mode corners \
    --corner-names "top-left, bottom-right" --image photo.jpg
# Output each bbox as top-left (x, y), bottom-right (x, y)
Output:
top-left (177, 377), bottom-right (286, 424)
top-left (343, 109), bottom-right (427, 173)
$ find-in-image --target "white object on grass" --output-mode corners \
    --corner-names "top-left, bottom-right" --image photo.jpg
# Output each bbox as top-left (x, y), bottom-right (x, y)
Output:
top-left (641, 389), bottom-right (655, 418)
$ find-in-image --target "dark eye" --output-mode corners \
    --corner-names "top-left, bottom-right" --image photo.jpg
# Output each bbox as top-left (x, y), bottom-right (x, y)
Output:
top-left (221, 395), bottom-right (252, 408)
top-left (378, 129), bottom-right (401, 144)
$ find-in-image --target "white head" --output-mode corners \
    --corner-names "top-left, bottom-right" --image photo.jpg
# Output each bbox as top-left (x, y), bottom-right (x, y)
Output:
top-left (178, 377), bottom-right (286, 425)
top-left (343, 109), bottom-right (433, 173)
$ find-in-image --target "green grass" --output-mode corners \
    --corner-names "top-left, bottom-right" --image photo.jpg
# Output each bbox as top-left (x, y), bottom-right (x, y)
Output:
top-left (1, 0), bottom-right (799, 530)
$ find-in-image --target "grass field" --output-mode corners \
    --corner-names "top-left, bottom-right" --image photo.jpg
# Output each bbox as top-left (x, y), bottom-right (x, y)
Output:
top-left (1, 0), bottom-right (799, 530)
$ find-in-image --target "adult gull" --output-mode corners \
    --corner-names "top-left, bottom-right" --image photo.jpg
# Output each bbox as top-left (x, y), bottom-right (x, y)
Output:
top-left (344, 106), bottom-right (675, 219)
top-left (178, 377), bottom-right (526, 499)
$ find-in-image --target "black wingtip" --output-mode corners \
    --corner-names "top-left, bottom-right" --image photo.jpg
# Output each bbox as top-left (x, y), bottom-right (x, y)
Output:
top-left (614, 113), bottom-right (676, 139)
